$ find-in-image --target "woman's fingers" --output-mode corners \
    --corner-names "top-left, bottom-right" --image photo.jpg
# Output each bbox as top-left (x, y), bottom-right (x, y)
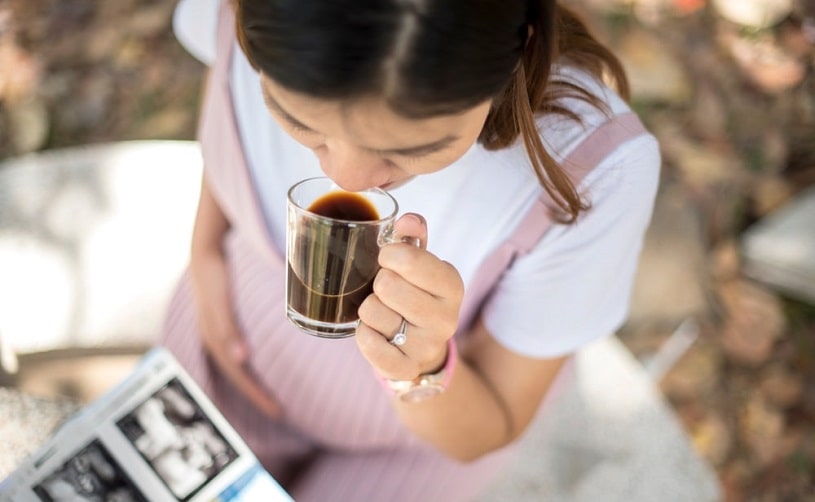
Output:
top-left (201, 318), bottom-right (283, 418)
top-left (392, 213), bottom-right (428, 249)
top-left (372, 266), bottom-right (460, 333)
top-left (193, 254), bottom-right (283, 419)
top-left (378, 244), bottom-right (464, 301)
top-left (358, 293), bottom-right (404, 341)
top-left (357, 212), bottom-right (460, 379)
top-left (355, 320), bottom-right (422, 380)
top-left (358, 289), bottom-right (452, 378)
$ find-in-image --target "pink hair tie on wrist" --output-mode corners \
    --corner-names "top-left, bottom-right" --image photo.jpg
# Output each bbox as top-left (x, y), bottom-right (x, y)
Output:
top-left (377, 338), bottom-right (458, 403)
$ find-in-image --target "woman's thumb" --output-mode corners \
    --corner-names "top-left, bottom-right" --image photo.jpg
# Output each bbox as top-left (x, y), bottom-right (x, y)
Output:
top-left (393, 212), bottom-right (428, 249)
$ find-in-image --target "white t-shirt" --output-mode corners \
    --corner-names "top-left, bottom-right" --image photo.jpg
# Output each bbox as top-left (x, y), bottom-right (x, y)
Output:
top-left (173, 0), bottom-right (661, 358)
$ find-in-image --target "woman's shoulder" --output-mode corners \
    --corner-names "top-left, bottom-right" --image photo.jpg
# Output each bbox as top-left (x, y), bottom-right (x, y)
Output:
top-left (551, 63), bottom-right (630, 114)
top-left (538, 64), bottom-right (636, 156)
top-left (481, 66), bottom-right (648, 172)
top-left (173, 0), bottom-right (221, 66)
top-left (471, 65), bottom-right (659, 214)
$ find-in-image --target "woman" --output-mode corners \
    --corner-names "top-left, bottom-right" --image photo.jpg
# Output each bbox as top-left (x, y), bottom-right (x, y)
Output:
top-left (165, 0), bottom-right (661, 499)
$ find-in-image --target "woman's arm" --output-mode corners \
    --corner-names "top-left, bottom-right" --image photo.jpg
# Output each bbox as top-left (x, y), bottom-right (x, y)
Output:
top-left (190, 175), bottom-right (231, 259)
top-left (358, 126), bottom-right (659, 461)
top-left (356, 215), bottom-right (567, 462)
top-left (189, 175), bottom-right (282, 418)
top-left (396, 317), bottom-right (567, 462)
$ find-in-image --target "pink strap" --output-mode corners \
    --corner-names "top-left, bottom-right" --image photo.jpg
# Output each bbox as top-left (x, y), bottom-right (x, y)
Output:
top-left (214, 0), bottom-right (232, 76)
top-left (197, 1), bottom-right (281, 263)
top-left (456, 113), bottom-right (648, 331)
top-left (559, 112), bottom-right (648, 183)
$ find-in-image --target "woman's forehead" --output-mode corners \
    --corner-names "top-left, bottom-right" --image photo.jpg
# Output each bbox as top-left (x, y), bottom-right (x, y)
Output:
top-left (261, 74), bottom-right (488, 146)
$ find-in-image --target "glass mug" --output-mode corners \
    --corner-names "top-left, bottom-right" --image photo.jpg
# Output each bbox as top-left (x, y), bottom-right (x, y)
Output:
top-left (286, 177), bottom-right (416, 338)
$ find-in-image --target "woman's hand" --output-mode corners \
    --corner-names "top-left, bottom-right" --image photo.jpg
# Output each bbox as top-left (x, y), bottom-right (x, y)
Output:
top-left (190, 247), bottom-right (282, 418)
top-left (355, 212), bottom-right (567, 462)
top-left (356, 213), bottom-right (464, 380)
top-left (188, 176), bottom-right (281, 418)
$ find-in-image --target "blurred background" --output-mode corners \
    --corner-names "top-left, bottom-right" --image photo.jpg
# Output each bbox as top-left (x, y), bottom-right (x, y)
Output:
top-left (0, 0), bottom-right (813, 500)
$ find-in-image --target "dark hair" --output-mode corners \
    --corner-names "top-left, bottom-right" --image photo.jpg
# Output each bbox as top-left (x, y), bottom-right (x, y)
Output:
top-left (235, 0), bottom-right (629, 222)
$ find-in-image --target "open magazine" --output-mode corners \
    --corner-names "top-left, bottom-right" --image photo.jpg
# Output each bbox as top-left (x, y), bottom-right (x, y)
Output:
top-left (0, 348), bottom-right (293, 502)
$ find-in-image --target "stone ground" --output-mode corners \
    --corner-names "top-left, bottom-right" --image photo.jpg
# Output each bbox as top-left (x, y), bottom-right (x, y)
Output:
top-left (1, 0), bottom-right (815, 500)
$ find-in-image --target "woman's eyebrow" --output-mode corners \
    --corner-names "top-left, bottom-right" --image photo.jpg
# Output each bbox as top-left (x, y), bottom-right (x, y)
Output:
top-left (261, 87), bottom-right (315, 131)
top-left (261, 86), bottom-right (460, 155)
top-left (374, 135), bottom-right (459, 156)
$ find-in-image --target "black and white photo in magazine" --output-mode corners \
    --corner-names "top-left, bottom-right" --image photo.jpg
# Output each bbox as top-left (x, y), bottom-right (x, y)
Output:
top-left (32, 440), bottom-right (146, 502)
top-left (116, 379), bottom-right (238, 500)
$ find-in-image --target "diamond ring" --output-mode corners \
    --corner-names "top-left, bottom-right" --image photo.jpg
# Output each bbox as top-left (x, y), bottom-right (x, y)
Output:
top-left (390, 318), bottom-right (408, 346)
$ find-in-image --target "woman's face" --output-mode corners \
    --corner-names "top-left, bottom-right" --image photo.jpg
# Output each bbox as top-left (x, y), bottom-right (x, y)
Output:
top-left (260, 74), bottom-right (492, 191)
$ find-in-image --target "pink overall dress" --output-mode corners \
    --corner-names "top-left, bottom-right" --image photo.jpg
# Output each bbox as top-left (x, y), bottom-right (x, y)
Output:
top-left (160, 2), bottom-right (648, 499)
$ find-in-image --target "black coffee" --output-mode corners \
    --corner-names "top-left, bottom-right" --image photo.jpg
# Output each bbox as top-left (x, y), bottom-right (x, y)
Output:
top-left (307, 191), bottom-right (379, 222)
top-left (287, 192), bottom-right (381, 329)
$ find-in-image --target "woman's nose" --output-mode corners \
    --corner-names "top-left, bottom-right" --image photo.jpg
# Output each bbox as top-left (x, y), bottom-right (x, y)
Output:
top-left (318, 140), bottom-right (390, 192)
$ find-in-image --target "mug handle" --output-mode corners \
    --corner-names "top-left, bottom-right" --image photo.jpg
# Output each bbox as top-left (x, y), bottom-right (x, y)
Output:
top-left (378, 223), bottom-right (422, 249)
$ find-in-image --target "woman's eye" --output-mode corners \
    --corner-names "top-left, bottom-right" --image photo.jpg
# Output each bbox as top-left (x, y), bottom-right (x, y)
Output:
top-left (289, 123), bottom-right (316, 135)
top-left (396, 151), bottom-right (430, 159)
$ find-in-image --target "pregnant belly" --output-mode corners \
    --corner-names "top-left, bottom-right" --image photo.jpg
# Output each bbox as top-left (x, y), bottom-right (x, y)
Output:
top-left (225, 233), bottom-right (414, 450)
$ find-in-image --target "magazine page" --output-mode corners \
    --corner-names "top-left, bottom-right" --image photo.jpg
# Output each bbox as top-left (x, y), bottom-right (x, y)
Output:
top-left (0, 348), bottom-right (293, 502)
